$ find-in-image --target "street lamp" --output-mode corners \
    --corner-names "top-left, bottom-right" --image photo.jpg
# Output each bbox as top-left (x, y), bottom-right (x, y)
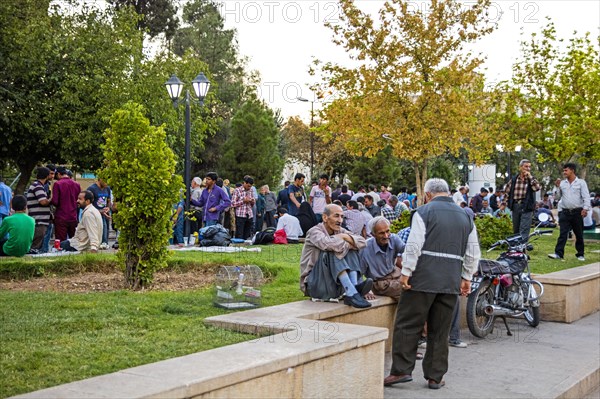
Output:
top-left (296, 96), bottom-right (315, 180)
top-left (165, 72), bottom-right (211, 241)
top-left (496, 144), bottom-right (522, 181)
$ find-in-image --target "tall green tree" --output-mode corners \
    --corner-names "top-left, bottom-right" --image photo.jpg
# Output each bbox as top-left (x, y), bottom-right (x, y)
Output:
top-left (313, 0), bottom-right (498, 204)
top-left (107, 0), bottom-right (178, 40)
top-left (173, 0), bottom-right (257, 175)
top-left (101, 102), bottom-right (181, 289)
top-left (220, 98), bottom-right (284, 187)
top-left (503, 21), bottom-right (600, 178)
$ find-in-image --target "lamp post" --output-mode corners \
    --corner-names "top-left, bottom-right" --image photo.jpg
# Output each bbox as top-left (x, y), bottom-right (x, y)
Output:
top-left (496, 144), bottom-right (522, 181)
top-left (296, 96), bottom-right (315, 180)
top-left (165, 73), bottom-right (211, 241)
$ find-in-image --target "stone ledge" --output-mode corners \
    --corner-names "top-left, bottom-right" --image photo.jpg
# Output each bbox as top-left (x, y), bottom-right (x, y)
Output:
top-left (15, 302), bottom-right (390, 399)
top-left (534, 263), bottom-right (600, 323)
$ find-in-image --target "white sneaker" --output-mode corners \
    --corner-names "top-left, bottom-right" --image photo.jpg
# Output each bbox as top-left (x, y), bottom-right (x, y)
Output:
top-left (99, 243), bottom-right (109, 250)
top-left (577, 256), bottom-right (585, 261)
top-left (449, 341), bottom-right (468, 348)
top-left (548, 253), bottom-right (563, 260)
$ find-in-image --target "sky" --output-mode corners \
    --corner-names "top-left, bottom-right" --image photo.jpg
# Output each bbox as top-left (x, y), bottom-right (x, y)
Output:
top-left (217, 0), bottom-right (600, 122)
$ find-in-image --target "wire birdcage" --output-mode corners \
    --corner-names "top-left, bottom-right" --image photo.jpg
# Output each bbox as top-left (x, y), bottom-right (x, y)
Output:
top-left (214, 265), bottom-right (264, 309)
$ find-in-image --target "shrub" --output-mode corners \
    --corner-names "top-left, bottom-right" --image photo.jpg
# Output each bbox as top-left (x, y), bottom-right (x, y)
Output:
top-left (390, 210), bottom-right (412, 233)
top-left (101, 102), bottom-right (182, 289)
top-left (474, 215), bottom-right (513, 249)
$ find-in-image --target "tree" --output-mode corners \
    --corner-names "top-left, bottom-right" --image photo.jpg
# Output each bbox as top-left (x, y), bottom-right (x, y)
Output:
top-left (107, 0), bottom-right (178, 40)
top-left (503, 21), bottom-right (600, 178)
top-left (346, 146), bottom-right (404, 190)
top-left (220, 97), bottom-right (284, 187)
top-left (313, 0), bottom-right (498, 204)
top-left (0, 1), bottom-right (143, 194)
top-left (101, 102), bottom-right (181, 289)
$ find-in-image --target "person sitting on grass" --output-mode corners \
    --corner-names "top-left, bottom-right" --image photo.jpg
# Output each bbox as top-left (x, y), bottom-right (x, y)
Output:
top-left (60, 191), bottom-right (103, 253)
top-left (0, 195), bottom-right (35, 257)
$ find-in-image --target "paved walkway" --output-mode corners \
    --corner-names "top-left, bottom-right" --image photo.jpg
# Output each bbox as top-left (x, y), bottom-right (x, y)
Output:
top-left (384, 312), bottom-right (600, 398)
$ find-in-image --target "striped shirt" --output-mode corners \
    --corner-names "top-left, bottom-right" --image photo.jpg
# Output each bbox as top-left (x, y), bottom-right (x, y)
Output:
top-left (26, 180), bottom-right (51, 225)
top-left (343, 209), bottom-right (367, 236)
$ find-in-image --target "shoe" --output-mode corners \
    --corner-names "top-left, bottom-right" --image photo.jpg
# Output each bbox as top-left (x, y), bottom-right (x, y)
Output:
top-left (99, 243), bottom-right (109, 250)
top-left (355, 278), bottom-right (373, 296)
top-left (577, 256), bottom-right (585, 261)
top-left (428, 379), bottom-right (445, 389)
top-left (384, 374), bottom-right (412, 386)
top-left (343, 293), bottom-right (372, 308)
top-left (548, 253), bottom-right (563, 260)
top-left (417, 336), bottom-right (427, 349)
top-left (449, 340), bottom-right (467, 348)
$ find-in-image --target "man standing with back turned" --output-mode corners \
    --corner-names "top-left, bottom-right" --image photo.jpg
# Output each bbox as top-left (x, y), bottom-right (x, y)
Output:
top-left (384, 178), bottom-right (480, 390)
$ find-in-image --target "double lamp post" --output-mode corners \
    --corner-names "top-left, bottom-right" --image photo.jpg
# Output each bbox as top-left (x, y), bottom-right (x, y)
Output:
top-left (165, 73), bottom-right (211, 241)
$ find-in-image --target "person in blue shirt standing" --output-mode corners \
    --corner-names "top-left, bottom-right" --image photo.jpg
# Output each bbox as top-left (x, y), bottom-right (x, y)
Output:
top-left (190, 172), bottom-right (231, 227)
top-left (0, 177), bottom-right (13, 227)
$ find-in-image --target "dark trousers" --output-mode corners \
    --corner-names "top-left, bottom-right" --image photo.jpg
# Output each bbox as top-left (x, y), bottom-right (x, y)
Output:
top-left (54, 219), bottom-right (78, 241)
top-left (511, 203), bottom-right (533, 241)
top-left (390, 290), bottom-right (457, 383)
top-left (264, 210), bottom-right (276, 228)
top-left (555, 208), bottom-right (584, 258)
top-left (31, 225), bottom-right (48, 250)
top-left (235, 216), bottom-right (252, 239)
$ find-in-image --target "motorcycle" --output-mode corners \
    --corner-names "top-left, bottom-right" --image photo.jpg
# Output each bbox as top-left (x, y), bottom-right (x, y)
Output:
top-left (466, 214), bottom-right (553, 338)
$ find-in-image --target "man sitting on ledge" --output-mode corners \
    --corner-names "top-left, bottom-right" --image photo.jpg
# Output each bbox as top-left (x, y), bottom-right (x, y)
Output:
top-left (299, 204), bottom-right (373, 308)
top-left (60, 191), bottom-right (102, 253)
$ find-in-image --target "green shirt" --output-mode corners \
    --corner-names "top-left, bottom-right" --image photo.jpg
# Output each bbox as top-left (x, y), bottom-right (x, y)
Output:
top-left (0, 212), bottom-right (35, 257)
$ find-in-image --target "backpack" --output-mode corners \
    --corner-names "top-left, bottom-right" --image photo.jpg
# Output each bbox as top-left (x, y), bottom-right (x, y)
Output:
top-left (252, 227), bottom-right (276, 245)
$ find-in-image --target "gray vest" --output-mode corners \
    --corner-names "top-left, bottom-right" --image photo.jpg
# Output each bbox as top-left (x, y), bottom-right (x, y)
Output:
top-left (410, 196), bottom-right (474, 294)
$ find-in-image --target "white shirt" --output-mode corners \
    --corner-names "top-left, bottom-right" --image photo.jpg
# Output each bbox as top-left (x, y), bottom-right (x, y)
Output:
top-left (401, 211), bottom-right (481, 280)
top-left (452, 191), bottom-right (464, 205)
top-left (367, 191), bottom-right (381, 204)
top-left (553, 177), bottom-right (591, 212)
top-left (276, 213), bottom-right (303, 241)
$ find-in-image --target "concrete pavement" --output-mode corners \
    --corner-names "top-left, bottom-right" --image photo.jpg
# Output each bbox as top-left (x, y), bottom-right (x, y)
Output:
top-left (384, 311), bottom-right (600, 398)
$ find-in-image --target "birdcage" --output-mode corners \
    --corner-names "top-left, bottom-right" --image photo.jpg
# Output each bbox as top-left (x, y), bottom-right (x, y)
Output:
top-left (214, 265), bottom-right (264, 309)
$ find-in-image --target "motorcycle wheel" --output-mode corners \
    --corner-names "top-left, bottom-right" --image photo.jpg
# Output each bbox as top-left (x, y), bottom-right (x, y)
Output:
top-left (524, 305), bottom-right (540, 327)
top-left (467, 279), bottom-right (495, 338)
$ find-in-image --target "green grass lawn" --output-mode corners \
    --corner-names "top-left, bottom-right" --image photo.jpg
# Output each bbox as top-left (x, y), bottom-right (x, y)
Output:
top-left (0, 236), bottom-right (598, 397)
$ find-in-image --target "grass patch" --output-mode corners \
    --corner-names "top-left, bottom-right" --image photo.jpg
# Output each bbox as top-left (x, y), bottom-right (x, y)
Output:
top-left (0, 237), bottom-right (597, 396)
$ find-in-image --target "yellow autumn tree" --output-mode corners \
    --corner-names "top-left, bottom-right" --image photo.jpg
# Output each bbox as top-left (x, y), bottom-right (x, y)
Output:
top-left (314, 0), bottom-right (501, 203)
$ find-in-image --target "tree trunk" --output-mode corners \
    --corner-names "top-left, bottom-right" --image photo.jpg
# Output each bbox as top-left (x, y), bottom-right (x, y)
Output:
top-left (15, 161), bottom-right (37, 196)
top-left (414, 159), bottom-right (428, 207)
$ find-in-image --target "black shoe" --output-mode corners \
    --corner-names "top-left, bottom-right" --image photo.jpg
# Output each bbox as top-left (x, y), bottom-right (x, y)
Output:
top-left (355, 278), bottom-right (373, 296)
top-left (343, 293), bottom-right (372, 308)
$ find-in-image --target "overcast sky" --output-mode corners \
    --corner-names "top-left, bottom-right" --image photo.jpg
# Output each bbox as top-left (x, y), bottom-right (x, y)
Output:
top-left (218, 0), bottom-right (600, 121)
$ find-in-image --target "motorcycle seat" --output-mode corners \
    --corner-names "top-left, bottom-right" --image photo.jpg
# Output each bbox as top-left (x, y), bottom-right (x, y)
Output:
top-left (478, 259), bottom-right (511, 275)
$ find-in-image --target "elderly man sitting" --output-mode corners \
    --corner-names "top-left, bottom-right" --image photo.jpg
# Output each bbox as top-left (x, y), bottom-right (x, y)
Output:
top-left (360, 216), bottom-right (406, 300)
top-left (299, 204), bottom-right (372, 308)
top-left (60, 190), bottom-right (103, 253)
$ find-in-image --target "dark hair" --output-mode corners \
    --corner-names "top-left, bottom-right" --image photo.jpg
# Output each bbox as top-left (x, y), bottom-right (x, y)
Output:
top-left (356, 196), bottom-right (365, 204)
top-left (563, 163), bottom-right (577, 173)
top-left (277, 206), bottom-right (288, 215)
top-left (82, 190), bottom-right (94, 202)
top-left (480, 187), bottom-right (488, 193)
top-left (364, 194), bottom-right (373, 202)
top-left (66, 169), bottom-right (73, 178)
top-left (45, 163), bottom-right (56, 172)
top-left (377, 199), bottom-right (386, 207)
top-left (332, 200), bottom-right (342, 206)
top-left (294, 173), bottom-right (305, 181)
top-left (368, 184), bottom-right (376, 191)
top-left (205, 172), bottom-right (218, 181)
top-left (56, 166), bottom-right (67, 175)
top-left (284, 180), bottom-right (290, 187)
top-left (216, 178), bottom-right (223, 187)
top-left (12, 195), bottom-right (27, 211)
top-left (243, 176), bottom-right (254, 184)
top-left (341, 185), bottom-right (348, 193)
top-left (358, 185), bottom-right (365, 191)
top-left (347, 200), bottom-right (358, 209)
top-left (319, 174), bottom-right (329, 180)
top-left (36, 167), bottom-right (50, 180)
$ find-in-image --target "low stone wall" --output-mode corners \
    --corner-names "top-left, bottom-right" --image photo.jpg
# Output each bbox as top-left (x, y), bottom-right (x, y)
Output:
top-left (534, 262), bottom-right (600, 323)
top-left (15, 299), bottom-right (391, 399)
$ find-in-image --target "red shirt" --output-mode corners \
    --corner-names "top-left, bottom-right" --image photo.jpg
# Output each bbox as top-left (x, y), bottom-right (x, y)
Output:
top-left (51, 177), bottom-right (81, 222)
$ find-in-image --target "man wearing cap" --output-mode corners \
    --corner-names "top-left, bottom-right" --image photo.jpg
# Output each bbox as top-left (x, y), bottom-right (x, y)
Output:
top-left (190, 177), bottom-right (204, 233)
top-left (231, 176), bottom-right (256, 239)
top-left (190, 172), bottom-right (231, 228)
top-left (50, 166), bottom-right (81, 241)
